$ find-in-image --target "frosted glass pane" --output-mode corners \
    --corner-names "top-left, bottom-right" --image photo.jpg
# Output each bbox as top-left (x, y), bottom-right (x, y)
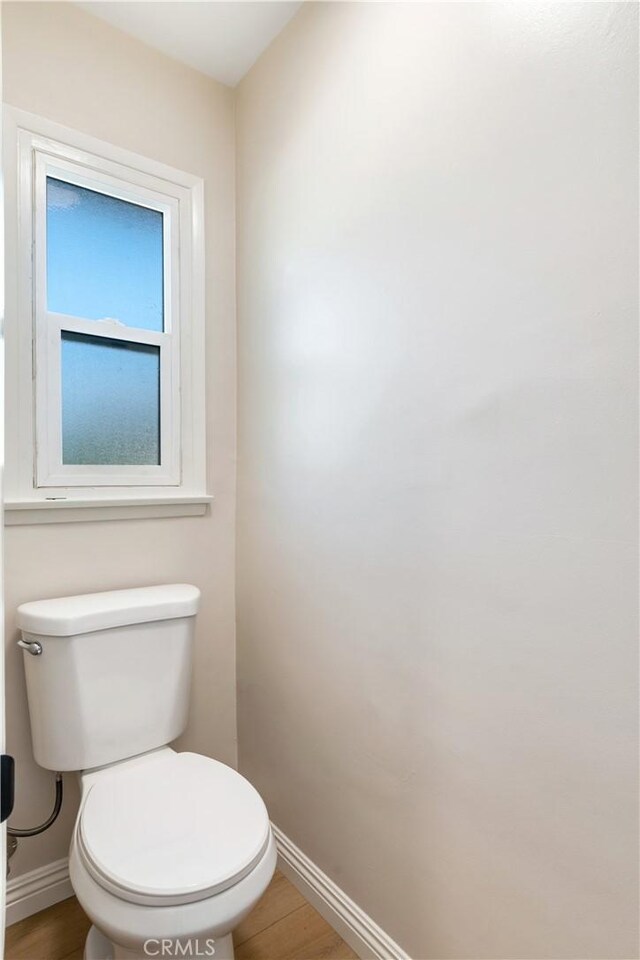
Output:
top-left (47, 178), bottom-right (164, 332)
top-left (62, 332), bottom-right (160, 465)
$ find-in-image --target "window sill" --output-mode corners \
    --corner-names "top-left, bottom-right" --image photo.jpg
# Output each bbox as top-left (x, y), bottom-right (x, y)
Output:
top-left (4, 495), bottom-right (213, 526)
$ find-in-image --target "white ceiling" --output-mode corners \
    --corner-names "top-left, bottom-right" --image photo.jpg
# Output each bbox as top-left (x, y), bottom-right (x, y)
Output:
top-left (77, 2), bottom-right (303, 87)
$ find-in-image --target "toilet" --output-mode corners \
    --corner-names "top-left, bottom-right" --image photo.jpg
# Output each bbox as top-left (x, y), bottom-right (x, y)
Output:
top-left (16, 584), bottom-right (277, 960)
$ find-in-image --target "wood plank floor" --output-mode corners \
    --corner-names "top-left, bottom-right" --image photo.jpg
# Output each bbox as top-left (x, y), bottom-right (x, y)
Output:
top-left (5, 870), bottom-right (359, 960)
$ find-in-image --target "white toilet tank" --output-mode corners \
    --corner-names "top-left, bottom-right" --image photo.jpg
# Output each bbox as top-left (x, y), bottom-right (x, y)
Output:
top-left (16, 584), bottom-right (200, 772)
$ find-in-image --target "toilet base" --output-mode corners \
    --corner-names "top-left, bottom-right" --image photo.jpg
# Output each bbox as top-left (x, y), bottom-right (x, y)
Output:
top-left (84, 925), bottom-right (234, 960)
top-left (84, 926), bottom-right (113, 960)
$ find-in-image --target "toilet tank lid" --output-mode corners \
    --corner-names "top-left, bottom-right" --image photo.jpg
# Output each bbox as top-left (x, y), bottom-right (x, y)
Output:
top-left (17, 584), bottom-right (200, 637)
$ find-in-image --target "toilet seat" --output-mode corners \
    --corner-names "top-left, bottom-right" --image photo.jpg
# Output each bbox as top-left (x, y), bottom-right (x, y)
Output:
top-left (77, 752), bottom-right (270, 907)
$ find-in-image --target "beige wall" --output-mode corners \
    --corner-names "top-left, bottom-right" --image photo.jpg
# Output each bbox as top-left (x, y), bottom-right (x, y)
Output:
top-left (236, 4), bottom-right (639, 958)
top-left (3, 2), bottom-right (237, 878)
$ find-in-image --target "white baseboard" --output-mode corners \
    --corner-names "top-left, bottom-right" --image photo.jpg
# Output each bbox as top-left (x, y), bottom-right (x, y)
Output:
top-left (272, 824), bottom-right (410, 960)
top-left (6, 857), bottom-right (73, 926)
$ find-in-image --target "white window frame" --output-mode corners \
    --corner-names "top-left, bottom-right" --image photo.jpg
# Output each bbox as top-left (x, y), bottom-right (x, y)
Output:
top-left (35, 154), bottom-right (180, 487)
top-left (4, 108), bottom-right (210, 524)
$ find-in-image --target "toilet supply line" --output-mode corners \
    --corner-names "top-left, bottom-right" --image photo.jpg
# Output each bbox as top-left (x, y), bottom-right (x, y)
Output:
top-left (6, 770), bottom-right (64, 876)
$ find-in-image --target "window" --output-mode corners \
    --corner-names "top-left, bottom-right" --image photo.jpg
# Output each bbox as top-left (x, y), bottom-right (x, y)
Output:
top-left (4, 108), bottom-right (208, 523)
top-left (37, 161), bottom-right (179, 487)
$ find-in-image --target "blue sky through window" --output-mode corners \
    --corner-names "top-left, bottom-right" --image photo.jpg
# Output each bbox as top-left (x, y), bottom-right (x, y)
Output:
top-left (47, 177), bottom-right (164, 331)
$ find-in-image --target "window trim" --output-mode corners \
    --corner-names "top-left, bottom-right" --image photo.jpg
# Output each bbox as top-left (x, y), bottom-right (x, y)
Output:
top-left (4, 107), bottom-right (209, 523)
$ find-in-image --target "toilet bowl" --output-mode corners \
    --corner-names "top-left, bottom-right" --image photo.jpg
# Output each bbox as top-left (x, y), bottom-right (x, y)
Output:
top-left (71, 749), bottom-right (277, 959)
top-left (16, 585), bottom-right (276, 960)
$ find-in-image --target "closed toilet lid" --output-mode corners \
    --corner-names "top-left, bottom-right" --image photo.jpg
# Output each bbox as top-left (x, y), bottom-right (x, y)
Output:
top-left (77, 752), bottom-right (271, 906)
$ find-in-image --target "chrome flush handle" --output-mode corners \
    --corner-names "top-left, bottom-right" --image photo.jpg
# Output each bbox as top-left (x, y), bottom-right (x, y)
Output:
top-left (17, 639), bottom-right (43, 656)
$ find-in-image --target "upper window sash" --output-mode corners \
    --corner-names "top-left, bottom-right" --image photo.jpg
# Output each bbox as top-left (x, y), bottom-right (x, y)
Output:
top-left (38, 155), bottom-right (177, 331)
